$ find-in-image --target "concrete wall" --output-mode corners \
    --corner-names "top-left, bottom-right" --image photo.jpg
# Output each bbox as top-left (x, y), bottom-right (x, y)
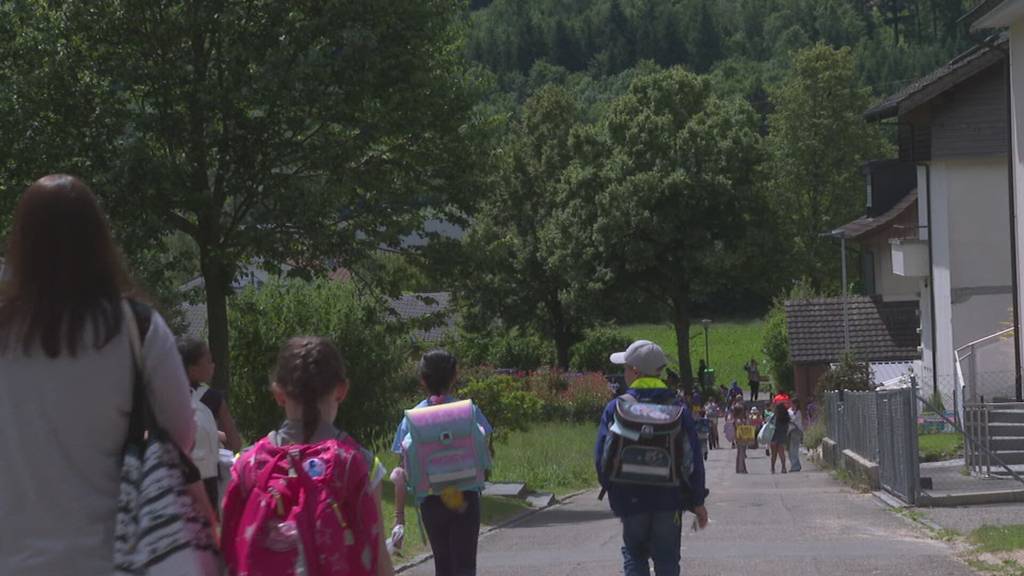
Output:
top-left (865, 235), bottom-right (920, 301)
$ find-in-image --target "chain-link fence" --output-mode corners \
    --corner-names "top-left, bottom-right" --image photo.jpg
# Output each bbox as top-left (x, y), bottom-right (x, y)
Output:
top-left (823, 388), bottom-right (919, 504)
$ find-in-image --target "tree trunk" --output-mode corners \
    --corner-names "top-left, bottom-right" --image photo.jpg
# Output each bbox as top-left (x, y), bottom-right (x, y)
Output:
top-left (554, 330), bottom-right (573, 371)
top-left (200, 247), bottom-right (232, 395)
top-left (671, 295), bottom-right (692, 390)
top-left (547, 295), bottom-right (573, 370)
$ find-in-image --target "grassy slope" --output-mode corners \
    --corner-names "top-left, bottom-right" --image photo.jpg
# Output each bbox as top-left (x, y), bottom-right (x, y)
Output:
top-left (618, 320), bottom-right (766, 390)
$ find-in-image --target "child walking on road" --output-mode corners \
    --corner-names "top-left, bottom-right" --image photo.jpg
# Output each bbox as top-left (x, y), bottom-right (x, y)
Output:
top-left (733, 404), bottom-right (749, 474)
top-left (391, 350), bottom-right (493, 576)
top-left (596, 340), bottom-right (709, 576)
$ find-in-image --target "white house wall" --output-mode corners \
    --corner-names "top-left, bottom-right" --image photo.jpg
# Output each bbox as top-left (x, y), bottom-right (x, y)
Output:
top-left (928, 158), bottom-right (1017, 402)
top-left (868, 235), bottom-right (920, 300)
top-left (1012, 19), bottom-right (1024, 390)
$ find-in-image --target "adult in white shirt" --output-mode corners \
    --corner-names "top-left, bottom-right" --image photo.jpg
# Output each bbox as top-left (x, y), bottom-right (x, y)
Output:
top-left (788, 399), bottom-right (805, 472)
top-left (0, 175), bottom-right (195, 575)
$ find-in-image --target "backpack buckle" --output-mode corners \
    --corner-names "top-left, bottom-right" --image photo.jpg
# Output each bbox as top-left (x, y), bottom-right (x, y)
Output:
top-left (641, 425), bottom-right (654, 438)
top-left (440, 430), bottom-right (453, 445)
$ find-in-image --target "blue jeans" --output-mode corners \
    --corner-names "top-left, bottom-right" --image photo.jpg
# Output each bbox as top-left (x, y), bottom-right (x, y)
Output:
top-left (621, 511), bottom-right (682, 576)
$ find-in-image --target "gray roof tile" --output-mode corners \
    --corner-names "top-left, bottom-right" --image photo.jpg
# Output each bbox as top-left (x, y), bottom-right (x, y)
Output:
top-left (785, 296), bottom-right (920, 364)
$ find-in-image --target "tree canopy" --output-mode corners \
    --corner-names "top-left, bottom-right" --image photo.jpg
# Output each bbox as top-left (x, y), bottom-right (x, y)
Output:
top-left (0, 0), bottom-right (487, 391)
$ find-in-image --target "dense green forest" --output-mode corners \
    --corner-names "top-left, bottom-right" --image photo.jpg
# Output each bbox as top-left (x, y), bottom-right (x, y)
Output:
top-left (467, 0), bottom-right (970, 100)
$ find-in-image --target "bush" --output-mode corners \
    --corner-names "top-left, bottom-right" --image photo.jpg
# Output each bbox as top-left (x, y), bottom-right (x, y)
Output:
top-left (228, 279), bottom-right (414, 447)
top-left (803, 418), bottom-right (826, 450)
top-left (570, 326), bottom-right (632, 373)
top-left (762, 302), bottom-right (793, 393)
top-left (523, 370), bottom-right (609, 423)
top-left (444, 325), bottom-right (554, 371)
top-left (817, 352), bottom-right (872, 393)
top-left (461, 375), bottom-right (544, 442)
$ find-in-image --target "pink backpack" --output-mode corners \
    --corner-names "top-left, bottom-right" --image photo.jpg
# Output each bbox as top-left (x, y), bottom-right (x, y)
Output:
top-left (220, 435), bottom-right (379, 576)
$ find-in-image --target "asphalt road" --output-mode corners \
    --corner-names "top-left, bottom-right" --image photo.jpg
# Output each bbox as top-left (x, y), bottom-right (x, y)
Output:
top-left (404, 443), bottom-right (977, 575)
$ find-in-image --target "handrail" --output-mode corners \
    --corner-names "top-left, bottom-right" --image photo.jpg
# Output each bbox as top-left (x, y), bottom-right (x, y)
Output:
top-left (956, 328), bottom-right (1016, 358)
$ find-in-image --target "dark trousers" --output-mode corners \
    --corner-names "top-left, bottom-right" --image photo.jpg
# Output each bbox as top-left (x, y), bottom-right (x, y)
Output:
top-left (203, 477), bottom-right (219, 519)
top-left (750, 381), bottom-right (760, 401)
top-left (621, 511), bottom-right (682, 576)
top-left (421, 491), bottom-right (481, 576)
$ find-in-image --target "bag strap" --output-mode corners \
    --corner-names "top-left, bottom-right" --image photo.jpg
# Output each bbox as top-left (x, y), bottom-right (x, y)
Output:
top-left (123, 300), bottom-right (149, 448)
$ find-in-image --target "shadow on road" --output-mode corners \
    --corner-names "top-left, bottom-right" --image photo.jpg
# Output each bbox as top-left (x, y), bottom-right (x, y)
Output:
top-left (507, 506), bottom-right (615, 529)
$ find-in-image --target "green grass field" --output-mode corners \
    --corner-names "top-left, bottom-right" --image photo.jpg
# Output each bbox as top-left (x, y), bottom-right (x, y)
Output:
top-left (970, 525), bottom-right (1024, 553)
top-left (618, 320), bottom-right (766, 390)
top-left (918, 432), bottom-right (963, 462)
top-left (377, 422), bottom-right (597, 562)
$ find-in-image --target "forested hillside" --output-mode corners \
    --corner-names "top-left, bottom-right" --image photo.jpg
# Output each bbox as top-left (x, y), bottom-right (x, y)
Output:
top-left (467, 0), bottom-right (971, 102)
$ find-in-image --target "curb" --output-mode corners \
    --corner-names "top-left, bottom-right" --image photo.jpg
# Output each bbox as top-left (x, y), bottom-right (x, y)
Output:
top-left (394, 488), bottom-right (594, 574)
top-left (872, 492), bottom-right (946, 534)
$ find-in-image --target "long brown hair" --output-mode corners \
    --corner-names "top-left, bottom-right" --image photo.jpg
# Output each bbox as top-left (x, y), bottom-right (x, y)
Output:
top-left (274, 337), bottom-right (347, 442)
top-left (0, 174), bottom-right (130, 357)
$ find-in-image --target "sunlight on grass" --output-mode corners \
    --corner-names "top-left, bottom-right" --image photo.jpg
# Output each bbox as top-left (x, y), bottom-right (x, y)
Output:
top-left (970, 525), bottom-right (1024, 554)
top-left (619, 320), bottom-right (766, 389)
top-left (918, 433), bottom-right (963, 462)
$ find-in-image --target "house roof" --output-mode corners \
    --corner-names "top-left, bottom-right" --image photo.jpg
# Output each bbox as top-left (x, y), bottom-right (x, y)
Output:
top-left (785, 296), bottom-right (921, 364)
top-left (387, 292), bottom-right (453, 343)
top-left (834, 190), bottom-right (918, 240)
top-left (864, 36), bottom-right (1006, 121)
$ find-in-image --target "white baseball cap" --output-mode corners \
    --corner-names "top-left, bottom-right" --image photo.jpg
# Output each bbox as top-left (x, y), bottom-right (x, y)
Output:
top-left (609, 340), bottom-right (667, 376)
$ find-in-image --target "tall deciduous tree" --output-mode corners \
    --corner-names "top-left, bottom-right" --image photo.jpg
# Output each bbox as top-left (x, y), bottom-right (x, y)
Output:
top-left (766, 43), bottom-right (892, 291)
top-left (554, 67), bottom-right (761, 384)
top-left (0, 0), bottom-right (484, 393)
top-left (456, 85), bottom-right (594, 368)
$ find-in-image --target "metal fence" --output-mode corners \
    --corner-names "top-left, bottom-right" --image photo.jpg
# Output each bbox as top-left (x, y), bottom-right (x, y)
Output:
top-left (876, 388), bottom-right (920, 504)
top-left (823, 387), bottom-right (919, 504)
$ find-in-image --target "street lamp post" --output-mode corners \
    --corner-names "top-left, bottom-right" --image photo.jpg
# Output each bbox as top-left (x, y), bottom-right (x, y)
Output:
top-left (701, 318), bottom-right (712, 366)
top-left (821, 229), bottom-right (851, 353)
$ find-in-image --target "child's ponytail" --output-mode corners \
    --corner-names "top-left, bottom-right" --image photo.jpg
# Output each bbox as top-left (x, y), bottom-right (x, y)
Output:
top-left (274, 336), bottom-right (347, 443)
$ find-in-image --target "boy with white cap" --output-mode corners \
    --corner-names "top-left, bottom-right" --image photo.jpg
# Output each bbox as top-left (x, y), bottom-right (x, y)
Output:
top-left (595, 340), bottom-right (709, 576)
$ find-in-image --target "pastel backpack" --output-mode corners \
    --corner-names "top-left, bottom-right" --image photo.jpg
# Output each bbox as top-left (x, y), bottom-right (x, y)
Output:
top-left (403, 398), bottom-right (491, 501)
top-left (220, 435), bottom-right (379, 576)
top-left (190, 385), bottom-right (221, 480)
top-left (600, 394), bottom-right (692, 488)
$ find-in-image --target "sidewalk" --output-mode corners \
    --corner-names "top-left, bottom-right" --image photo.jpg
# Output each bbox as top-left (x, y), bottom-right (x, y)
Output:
top-left (919, 459), bottom-right (1024, 506)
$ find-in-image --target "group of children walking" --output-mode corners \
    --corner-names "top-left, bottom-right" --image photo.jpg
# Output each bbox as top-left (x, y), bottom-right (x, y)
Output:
top-left (177, 337), bottom-right (490, 576)
top-left (723, 394), bottom-right (805, 475)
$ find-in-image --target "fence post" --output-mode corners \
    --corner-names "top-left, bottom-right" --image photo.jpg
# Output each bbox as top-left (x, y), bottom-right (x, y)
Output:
top-left (908, 384), bottom-right (920, 504)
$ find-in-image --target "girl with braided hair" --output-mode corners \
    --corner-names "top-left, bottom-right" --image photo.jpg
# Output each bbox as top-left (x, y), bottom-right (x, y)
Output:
top-left (221, 337), bottom-right (394, 576)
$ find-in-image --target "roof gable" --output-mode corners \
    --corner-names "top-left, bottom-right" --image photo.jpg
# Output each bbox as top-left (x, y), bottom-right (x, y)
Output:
top-left (864, 37), bottom-right (1006, 121)
top-left (785, 296), bottom-right (921, 364)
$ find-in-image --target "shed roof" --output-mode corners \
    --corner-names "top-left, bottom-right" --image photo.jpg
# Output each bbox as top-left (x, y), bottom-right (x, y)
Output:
top-left (785, 296), bottom-right (920, 364)
top-left (834, 190), bottom-right (918, 241)
top-left (864, 36), bottom-right (1006, 121)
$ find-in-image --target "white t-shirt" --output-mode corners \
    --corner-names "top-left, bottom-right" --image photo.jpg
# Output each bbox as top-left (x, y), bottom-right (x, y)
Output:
top-left (789, 408), bottom-right (804, 432)
top-left (0, 311), bottom-right (195, 575)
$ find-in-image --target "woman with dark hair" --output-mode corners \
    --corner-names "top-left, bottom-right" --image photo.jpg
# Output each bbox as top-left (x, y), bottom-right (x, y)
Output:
top-left (770, 401), bottom-right (792, 474)
top-left (0, 175), bottom-right (196, 575)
